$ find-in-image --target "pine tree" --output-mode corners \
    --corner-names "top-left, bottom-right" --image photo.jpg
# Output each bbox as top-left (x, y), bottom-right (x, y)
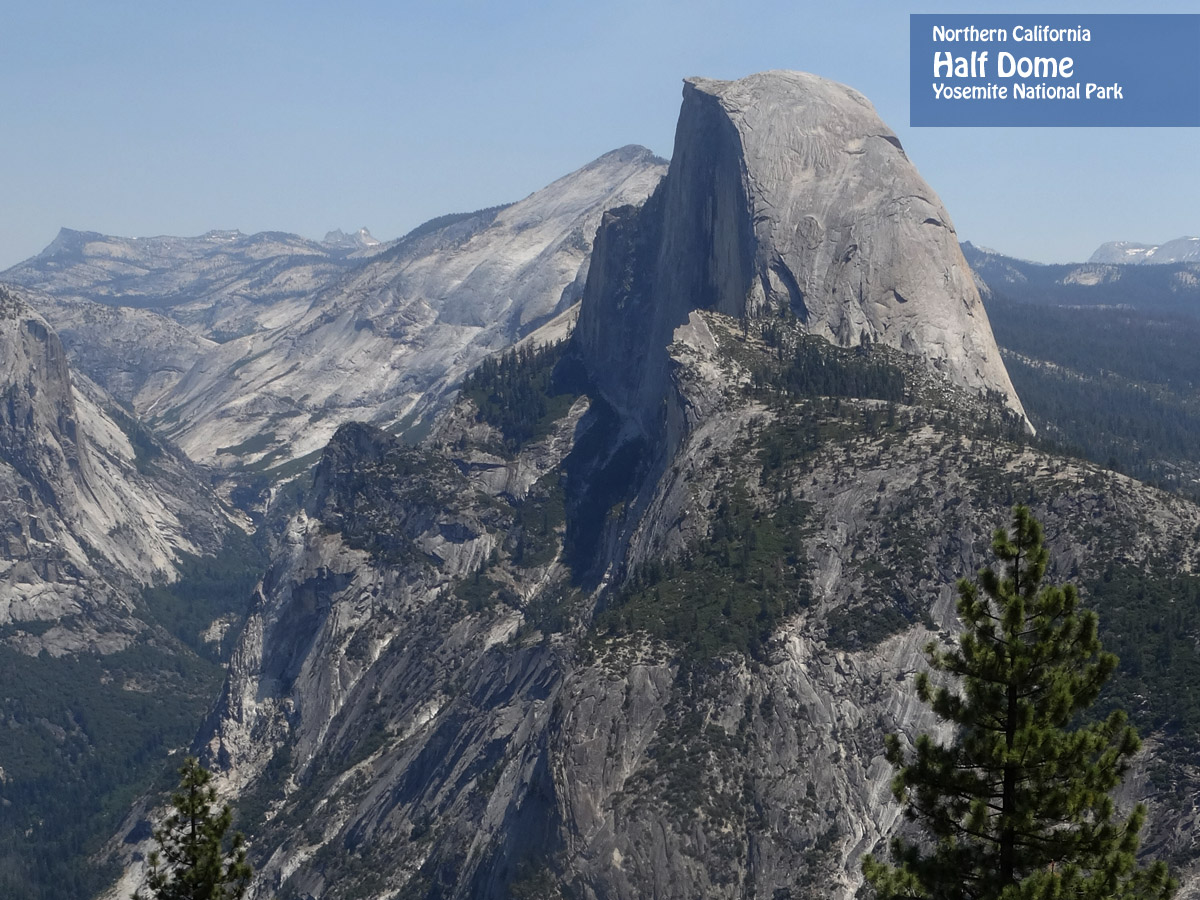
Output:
top-left (136, 756), bottom-right (251, 900)
top-left (862, 505), bottom-right (1176, 900)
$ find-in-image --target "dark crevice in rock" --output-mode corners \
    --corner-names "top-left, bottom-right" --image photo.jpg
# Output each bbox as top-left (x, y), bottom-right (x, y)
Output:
top-left (769, 260), bottom-right (810, 323)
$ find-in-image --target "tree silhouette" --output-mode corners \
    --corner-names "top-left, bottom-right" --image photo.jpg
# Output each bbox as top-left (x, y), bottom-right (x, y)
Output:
top-left (136, 756), bottom-right (250, 900)
top-left (863, 505), bottom-right (1175, 900)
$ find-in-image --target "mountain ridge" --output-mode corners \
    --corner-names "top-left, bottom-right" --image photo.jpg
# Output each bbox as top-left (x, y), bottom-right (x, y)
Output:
top-left (3, 146), bottom-right (668, 474)
top-left (1090, 236), bottom-right (1200, 265)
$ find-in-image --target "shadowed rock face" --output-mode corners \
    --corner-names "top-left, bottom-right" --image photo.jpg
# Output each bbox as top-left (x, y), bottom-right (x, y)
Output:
top-left (0, 285), bottom-right (228, 652)
top-left (0, 288), bottom-right (87, 507)
top-left (577, 71), bottom-right (1027, 439)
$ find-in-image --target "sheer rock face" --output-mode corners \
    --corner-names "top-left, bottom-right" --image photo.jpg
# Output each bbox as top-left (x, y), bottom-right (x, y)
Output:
top-left (577, 71), bottom-right (1026, 439)
top-left (0, 285), bottom-right (228, 653)
top-left (0, 286), bottom-right (88, 506)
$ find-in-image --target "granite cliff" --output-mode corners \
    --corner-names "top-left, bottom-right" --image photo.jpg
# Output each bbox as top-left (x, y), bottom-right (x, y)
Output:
top-left (0, 285), bottom-right (229, 654)
top-left (577, 71), bottom-right (1026, 444)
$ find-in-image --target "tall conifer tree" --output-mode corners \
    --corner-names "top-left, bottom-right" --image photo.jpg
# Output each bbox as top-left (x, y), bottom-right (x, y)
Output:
top-left (136, 756), bottom-right (251, 900)
top-left (863, 505), bottom-right (1175, 900)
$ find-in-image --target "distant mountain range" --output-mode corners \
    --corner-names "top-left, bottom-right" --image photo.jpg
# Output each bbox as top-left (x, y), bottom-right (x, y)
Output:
top-left (1, 147), bottom-right (667, 474)
top-left (962, 241), bottom-right (1200, 311)
top-left (1089, 235), bottom-right (1200, 264)
top-left (322, 226), bottom-right (381, 250)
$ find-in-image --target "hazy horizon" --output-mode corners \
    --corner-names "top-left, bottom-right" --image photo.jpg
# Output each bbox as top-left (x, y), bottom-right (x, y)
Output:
top-left (4, 0), bottom-right (1197, 271)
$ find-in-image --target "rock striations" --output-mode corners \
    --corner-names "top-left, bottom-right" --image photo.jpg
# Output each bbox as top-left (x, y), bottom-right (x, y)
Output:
top-left (577, 71), bottom-right (1027, 441)
top-left (0, 284), bottom-right (229, 654)
top-left (5, 148), bottom-right (667, 471)
top-left (113, 73), bottom-right (1135, 900)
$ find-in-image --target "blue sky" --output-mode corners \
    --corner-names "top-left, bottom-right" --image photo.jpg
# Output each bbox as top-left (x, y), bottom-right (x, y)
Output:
top-left (2, 1), bottom-right (1196, 269)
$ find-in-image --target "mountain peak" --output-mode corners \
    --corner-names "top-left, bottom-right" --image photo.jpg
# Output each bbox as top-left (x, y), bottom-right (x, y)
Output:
top-left (34, 227), bottom-right (102, 259)
top-left (322, 226), bottom-right (379, 249)
top-left (590, 144), bottom-right (669, 168)
top-left (577, 69), bottom-right (1028, 437)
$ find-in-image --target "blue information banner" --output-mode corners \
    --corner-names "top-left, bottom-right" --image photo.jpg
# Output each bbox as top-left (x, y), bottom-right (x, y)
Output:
top-left (910, 14), bottom-right (1200, 126)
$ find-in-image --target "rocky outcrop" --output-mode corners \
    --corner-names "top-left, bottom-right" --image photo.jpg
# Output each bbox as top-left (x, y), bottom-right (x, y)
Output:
top-left (577, 72), bottom-right (1026, 440)
top-left (323, 227), bottom-right (381, 251)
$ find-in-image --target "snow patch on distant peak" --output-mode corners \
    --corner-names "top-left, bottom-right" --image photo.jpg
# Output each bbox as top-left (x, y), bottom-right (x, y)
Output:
top-left (1089, 237), bottom-right (1200, 265)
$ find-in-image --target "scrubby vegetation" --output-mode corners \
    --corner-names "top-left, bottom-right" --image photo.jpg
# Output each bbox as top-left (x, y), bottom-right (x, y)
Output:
top-left (319, 430), bottom-right (460, 567)
top-left (753, 331), bottom-right (907, 403)
top-left (460, 341), bottom-right (582, 454)
top-left (597, 488), bottom-right (811, 661)
top-left (0, 643), bottom-right (225, 900)
top-left (107, 402), bottom-right (165, 474)
top-left (510, 473), bottom-right (566, 568)
top-left (1088, 564), bottom-right (1200, 740)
